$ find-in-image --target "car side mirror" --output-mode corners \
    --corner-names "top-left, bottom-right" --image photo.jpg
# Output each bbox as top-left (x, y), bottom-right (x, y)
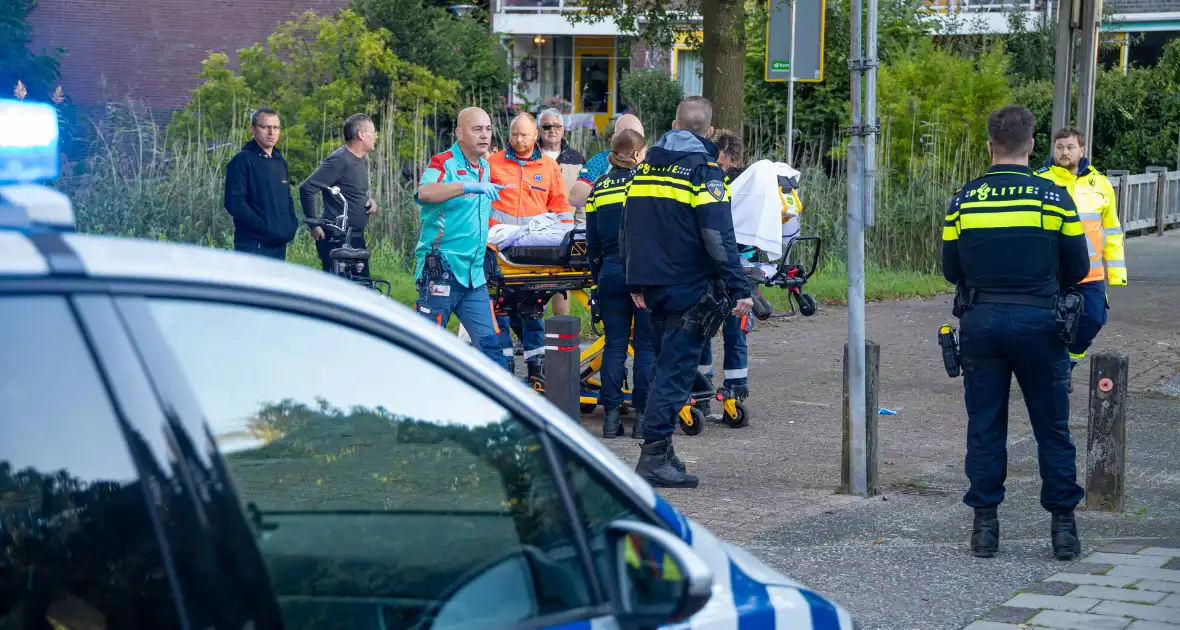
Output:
top-left (605, 520), bottom-right (713, 629)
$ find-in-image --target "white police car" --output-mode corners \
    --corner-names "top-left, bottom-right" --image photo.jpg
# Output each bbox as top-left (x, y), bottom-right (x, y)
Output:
top-left (0, 98), bottom-right (858, 630)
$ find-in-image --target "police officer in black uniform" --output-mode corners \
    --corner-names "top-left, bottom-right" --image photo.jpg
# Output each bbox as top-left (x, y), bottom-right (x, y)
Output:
top-left (942, 105), bottom-right (1090, 560)
top-left (620, 96), bottom-right (753, 488)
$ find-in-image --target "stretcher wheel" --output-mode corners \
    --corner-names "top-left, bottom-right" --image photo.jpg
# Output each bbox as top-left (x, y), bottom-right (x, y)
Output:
top-left (679, 407), bottom-right (706, 436)
top-left (581, 403), bottom-right (598, 414)
top-left (531, 381), bottom-right (545, 393)
top-left (723, 401), bottom-right (750, 428)
top-left (798, 293), bottom-right (817, 317)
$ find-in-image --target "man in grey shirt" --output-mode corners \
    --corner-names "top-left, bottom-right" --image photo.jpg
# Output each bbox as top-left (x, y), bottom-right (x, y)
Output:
top-left (299, 113), bottom-right (378, 273)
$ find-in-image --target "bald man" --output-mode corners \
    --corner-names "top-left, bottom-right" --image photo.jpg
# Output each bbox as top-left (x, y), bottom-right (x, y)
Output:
top-left (486, 111), bottom-right (574, 385)
top-left (413, 106), bottom-right (508, 369)
top-left (620, 96), bottom-right (752, 488)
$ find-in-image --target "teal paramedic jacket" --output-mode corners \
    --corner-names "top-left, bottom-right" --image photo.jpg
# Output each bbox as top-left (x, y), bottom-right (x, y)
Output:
top-left (413, 142), bottom-right (493, 289)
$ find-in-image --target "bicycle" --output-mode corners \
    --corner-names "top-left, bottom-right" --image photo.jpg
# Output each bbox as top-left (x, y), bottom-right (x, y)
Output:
top-left (312, 186), bottom-right (392, 296)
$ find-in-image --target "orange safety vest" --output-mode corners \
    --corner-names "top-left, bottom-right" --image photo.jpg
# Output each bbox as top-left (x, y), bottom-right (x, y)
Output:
top-left (1035, 164), bottom-right (1127, 286)
top-left (487, 147), bottom-right (574, 228)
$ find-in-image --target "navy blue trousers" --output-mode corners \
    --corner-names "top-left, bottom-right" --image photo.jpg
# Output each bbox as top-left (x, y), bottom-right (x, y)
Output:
top-left (1069, 280), bottom-right (1108, 365)
top-left (959, 302), bottom-right (1084, 513)
top-left (597, 258), bottom-right (654, 413)
top-left (642, 281), bottom-right (711, 440)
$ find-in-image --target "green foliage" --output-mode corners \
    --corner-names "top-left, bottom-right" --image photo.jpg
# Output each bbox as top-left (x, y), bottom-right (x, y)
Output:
top-left (876, 38), bottom-right (1011, 180)
top-left (0, 0), bottom-right (61, 100)
top-left (565, 0), bottom-right (701, 51)
top-left (165, 9), bottom-right (459, 181)
top-left (619, 68), bottom-right (683, 139)
top-left (350, 0), bottom-right (511, 99)
top-left (743, 0), bottom-right (936, 160)
top-left (1014, 39), bottom-right (1180, 173)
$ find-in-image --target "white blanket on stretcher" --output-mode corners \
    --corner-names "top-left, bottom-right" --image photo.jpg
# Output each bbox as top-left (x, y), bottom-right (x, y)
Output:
top-left (487, 213), bottom-right (571, 249)
top-left (729, 160), bottom-right (802, 261)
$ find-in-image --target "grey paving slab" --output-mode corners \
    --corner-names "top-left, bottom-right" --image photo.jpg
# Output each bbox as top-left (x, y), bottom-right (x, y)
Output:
top-left (984, 606), bottom-right (1041, 623)
top-left (1026, 609), bottom-right (1132, 629)
top-left (1069, 585), bottom-right (1168, 604)
top-left (1024, 582), bottom-right (1084, 596)
top-left (1109, 567), bottom-right (1180, 583)
top-left (1004, 593), bottom-right (1100, 612)
top-left (963, 623), bottom-right (1026, 630)
top-left (1161, 595), bottom-right (1180, 609)
top-left (1047, 573), bottom-right (1141, 588)
top-left (1087, 553), bottom-right (1173, 568)
top-left (1090, 601), bottom-right (1180, 623)
top-left (1138, 582), bottom-right (1180, 595)
top-left (1126, 622), bottom-right (1180, 630)
top-left (1142, 549), bottom-right (1180, 558)
top-left (1104, 545), bottom-right (1152, 554)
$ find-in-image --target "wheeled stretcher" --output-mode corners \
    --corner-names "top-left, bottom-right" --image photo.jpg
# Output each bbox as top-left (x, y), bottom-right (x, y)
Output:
top-left (486, 229), bottom-right (644, 415)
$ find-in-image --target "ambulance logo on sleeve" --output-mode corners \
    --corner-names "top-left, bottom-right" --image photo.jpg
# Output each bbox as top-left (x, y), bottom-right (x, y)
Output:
top-left (706, 180), bottom-right (726, 201)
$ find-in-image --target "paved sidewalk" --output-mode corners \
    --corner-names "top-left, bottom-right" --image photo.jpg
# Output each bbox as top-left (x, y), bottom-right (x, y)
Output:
top-left (964, 542), bottom-right (1180, 629)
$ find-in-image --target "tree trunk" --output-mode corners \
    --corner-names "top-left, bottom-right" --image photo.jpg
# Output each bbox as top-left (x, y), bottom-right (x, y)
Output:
top-left (700, 0), bottom-right (746, 137)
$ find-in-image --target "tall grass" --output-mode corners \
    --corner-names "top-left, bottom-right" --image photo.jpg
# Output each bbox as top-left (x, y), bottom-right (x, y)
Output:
top-left (61, 98), bottom-right (979, 279)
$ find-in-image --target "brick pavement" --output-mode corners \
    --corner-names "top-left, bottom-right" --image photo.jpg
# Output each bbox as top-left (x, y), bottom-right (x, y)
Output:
top-left (963, 543), bottom-right (1180, 629)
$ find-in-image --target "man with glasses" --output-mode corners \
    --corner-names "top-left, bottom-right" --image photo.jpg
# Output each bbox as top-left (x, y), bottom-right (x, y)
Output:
top-left (223, 108), bottom-right (300, 260)
top-left (299, 113), bottom-right (379, 273)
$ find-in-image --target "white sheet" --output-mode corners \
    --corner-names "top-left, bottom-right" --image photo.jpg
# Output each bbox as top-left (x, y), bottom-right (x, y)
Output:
top-left (506, 213), bottom-right (571, 248)
top-left (729, 160), bottom-right (802, 261)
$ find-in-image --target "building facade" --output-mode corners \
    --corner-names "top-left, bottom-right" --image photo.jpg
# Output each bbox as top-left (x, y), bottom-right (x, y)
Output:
top-left (25, 0), bottom-right (351, 110)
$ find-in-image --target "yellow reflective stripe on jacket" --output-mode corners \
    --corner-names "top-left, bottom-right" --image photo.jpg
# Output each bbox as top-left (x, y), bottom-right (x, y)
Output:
top-left (627, 181), bottom-right (726, 207)
top-left (942, 206), bottom-right (1081, 241)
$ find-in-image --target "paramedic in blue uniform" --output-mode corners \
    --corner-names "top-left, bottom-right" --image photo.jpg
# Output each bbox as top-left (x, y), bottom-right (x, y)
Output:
top-left (621, 96), bottom-right (753, 489)
top-left (413, 106), bottom-right (507, 369)
top-left (586, 128), bottom-right (654, 440)
top-left (942, 105), bottom-right (1089, 560)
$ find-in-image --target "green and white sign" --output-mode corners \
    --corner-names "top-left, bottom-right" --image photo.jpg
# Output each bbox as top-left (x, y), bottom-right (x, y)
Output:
top-left (764, 0), bottom-right (826, 83)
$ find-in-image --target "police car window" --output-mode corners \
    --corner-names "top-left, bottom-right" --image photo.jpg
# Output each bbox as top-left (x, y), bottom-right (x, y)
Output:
top-left (0, 296), bottom-right (181, 630)
top-left (139, 298), bottom-right (596, 629)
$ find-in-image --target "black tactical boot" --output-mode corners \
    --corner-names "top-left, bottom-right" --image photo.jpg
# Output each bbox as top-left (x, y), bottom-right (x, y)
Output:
top-left (971, 507), bottom-right (999, 558)
top-left (631, 412), bottom-right (644, 439)
top-left (666, 437), bottom-right (686, 473)
top-left (1051, 511), bottom-right (1081, 560)
top-left (526, 360), bottom-right (544, 388)
top-left (636, 439), bottom-right (698, 488)
top-left (602, 408), bottom-right (625, 438)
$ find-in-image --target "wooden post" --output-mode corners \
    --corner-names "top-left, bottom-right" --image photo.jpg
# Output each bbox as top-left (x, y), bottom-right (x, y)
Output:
top-left (1147, 166), bottom-right (1167, 235)
top-left (1085, 353), bottom-right (1129, 512)
top-left (544, 316), bottom-right (581, 420)
top-left (1108, 170), bottom-right (1130, 228)
top-left (841, 340), bottom-right (879, 496)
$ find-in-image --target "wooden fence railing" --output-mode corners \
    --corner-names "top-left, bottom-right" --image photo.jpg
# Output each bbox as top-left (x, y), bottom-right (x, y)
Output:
top-left (1106, 168), bottom-right (1180, 237)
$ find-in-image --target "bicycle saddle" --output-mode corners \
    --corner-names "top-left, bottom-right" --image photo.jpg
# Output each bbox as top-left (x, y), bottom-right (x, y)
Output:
top-left (330, 247), bottom-right (371, 261)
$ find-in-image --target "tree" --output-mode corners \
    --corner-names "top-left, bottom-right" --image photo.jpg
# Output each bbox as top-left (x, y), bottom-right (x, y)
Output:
top-left (0, 0), bottom-right (62, 102)
top-left (350, 0), bottom-right (512, 101)
top-left (567, 0), bottom-right (747, 134)
top-left (165, 9), bottom-right (459, 181)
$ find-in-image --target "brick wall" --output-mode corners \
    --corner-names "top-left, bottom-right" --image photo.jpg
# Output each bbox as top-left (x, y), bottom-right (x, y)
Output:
top-left (630, 39), bottom-right (671, 72)
top-left (27, 0), bottom-right (350, 109)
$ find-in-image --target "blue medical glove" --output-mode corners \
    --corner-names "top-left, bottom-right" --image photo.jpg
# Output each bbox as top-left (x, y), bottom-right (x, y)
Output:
top-left (463, 181), bottom-right (505, 201)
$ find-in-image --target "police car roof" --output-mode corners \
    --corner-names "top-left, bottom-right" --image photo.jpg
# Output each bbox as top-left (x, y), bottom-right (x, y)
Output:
top-left (0, 222), bottom-right (656, 505)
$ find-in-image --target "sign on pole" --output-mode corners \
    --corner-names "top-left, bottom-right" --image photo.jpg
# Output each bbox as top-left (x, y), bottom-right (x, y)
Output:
top-left (764, 0), bottom-right (827, 83)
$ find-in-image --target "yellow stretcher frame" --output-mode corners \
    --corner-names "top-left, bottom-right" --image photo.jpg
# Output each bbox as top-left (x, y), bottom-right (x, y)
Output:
top-left (491, 248), bottom-right (709, 435)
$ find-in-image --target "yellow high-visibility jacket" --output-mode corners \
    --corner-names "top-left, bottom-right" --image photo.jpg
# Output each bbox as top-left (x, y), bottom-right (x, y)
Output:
top-left (1035, 163), bottom-right (1128, 286)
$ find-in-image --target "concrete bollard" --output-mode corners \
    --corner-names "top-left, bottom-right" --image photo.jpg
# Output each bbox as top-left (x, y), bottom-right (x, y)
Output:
top-left (544, 316), bottom-right (581, 420)
top-left (1085, 353), bottom-right (1129, 512)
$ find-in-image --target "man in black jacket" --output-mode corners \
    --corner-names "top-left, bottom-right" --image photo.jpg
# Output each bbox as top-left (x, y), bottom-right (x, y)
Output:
top-left (223, 108), bottom-right (299, 260)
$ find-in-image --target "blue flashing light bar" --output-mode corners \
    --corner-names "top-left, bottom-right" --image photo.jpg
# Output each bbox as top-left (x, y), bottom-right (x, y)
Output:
top-left (0, 99), bottom-right (61, 184)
